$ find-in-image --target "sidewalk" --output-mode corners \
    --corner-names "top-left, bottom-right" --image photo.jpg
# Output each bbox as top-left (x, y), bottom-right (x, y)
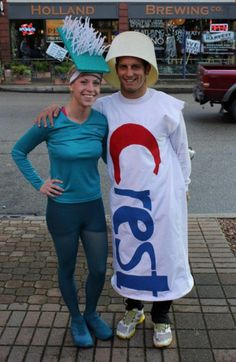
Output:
top-left (0, 78), bottom-right (195, 94)
top-left (0, 215), bottom-right (235, 362)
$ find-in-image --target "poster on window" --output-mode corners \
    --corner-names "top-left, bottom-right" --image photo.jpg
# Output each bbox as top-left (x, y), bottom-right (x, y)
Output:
top-left (165, 36), bottom-right (177, 60)
top-left (186, 39), bottom-right (201, 54)
top-left (46, 20), bottom-right (64, 42)
top-left (202, 31), bottom-right (235, 54)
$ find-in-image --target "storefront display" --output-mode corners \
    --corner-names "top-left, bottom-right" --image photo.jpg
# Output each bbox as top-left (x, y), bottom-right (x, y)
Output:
top-left (10, 19), bottom-right (44, 59)
top-left (130, 18), bottom-right (235, 74)
top-left (7, 2), bottom-right (119, 61)
top-left (2, 2), bottom-right (236, 75)
top-left (202, 31), bottom-right (235, 55)
top-left (128, 2), bottom-right (236, 74)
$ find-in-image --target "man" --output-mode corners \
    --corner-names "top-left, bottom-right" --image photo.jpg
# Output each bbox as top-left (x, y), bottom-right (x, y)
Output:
top-left (20, 37), bottom-right (31, 59)
top-left (37, 30), bottom-right (193, 348)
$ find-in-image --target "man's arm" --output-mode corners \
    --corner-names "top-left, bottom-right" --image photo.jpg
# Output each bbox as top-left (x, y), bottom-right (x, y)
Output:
top-left (34, 104), bottom-right (61, 127)
top-left (169, 112), bottom-right (191, 192)
top-left (34, 95), bottom-right (108, 128)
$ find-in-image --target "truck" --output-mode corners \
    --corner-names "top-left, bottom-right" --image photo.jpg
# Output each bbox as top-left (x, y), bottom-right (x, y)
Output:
top-left (193, 64), bottom-right (236, 120)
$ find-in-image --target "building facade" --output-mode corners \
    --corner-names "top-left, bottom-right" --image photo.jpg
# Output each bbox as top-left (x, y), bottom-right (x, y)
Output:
top-left (1, 1), bottom-right (235, 74)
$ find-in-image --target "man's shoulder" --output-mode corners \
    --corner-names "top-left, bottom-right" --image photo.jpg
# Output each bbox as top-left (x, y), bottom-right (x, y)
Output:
top-left (94, 92), bottom-right (119, 113)
top-left (96, 92), bottom-right (118, 104)
top-left (150, 89), bottom-right (184, 109)
top-left (150, 88), bottom-right (175, 100)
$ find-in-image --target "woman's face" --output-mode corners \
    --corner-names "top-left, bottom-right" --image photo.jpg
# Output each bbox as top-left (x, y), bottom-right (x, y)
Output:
top-left (70, 73), bottom-right (101, 107)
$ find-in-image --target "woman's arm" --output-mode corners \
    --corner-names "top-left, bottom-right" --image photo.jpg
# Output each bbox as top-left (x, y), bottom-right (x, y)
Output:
top-left (12, 125), bottom-right (63, 196)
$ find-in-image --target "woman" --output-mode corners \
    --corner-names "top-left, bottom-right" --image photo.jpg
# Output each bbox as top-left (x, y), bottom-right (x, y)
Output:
top-left (12, 66), bottom-right (112, 347)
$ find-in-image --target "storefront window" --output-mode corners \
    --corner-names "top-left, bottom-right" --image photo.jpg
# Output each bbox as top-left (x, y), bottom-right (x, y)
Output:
top-left (10, 20), bottom-right (45, 60)
top-left (91, 20), bottom-right (118, 45)
top-left (44, 19), bottom-right (118, 45)
top-left (201, 19), bottom-right (235, 65)
top-left (45, 20), bottom-right (64, 43)
top-left (10, 18), bottom-right (118, 62)
top-left (129, 18), bottom-right (235, 75)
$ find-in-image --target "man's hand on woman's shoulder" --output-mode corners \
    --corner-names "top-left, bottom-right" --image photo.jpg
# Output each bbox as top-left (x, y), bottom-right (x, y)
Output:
top-left (34, 104), bottom-right (61, 127)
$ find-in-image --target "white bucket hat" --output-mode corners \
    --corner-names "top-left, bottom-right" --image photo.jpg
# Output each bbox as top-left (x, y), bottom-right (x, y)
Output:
top-left (104, 31), bottom-right (158, 89)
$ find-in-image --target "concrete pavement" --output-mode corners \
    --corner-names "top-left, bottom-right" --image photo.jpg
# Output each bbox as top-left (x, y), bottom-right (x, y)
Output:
top-left (0, 80), bottom-right (235, 360)
top-left (0, 215), bottom-right (235, 362)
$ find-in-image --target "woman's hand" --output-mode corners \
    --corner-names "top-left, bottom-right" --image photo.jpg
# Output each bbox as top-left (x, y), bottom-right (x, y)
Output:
top-left (34, 104), bottom-right (61, 127)
top-left (40, 178), bottom-right (64, 197)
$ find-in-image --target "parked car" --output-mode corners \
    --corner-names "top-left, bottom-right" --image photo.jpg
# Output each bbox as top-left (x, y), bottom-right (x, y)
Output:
top-left (193, 64), bottom-right (236, 120)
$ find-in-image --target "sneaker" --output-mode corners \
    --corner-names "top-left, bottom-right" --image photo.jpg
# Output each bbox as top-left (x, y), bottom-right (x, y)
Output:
top-left (84, 312), bottom-right (113, 340)
top-left (153, 323), bottom-right (172, 348)
top-left (188, 147), bottom-right (195, 160)
top-left (116, 308), bottom-right (145, 339)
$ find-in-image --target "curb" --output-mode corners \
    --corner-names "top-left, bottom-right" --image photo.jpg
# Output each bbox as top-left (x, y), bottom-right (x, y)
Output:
top-left (0, 83), bottom-right (194, 94)
top-left (189, 213), bottom-right (236, 218)
top-left (1, 213), bottom-right (236, 220)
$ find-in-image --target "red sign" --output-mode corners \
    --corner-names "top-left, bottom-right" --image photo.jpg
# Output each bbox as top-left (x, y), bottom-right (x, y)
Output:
top-left (210, 24), bottom-right (228, 32)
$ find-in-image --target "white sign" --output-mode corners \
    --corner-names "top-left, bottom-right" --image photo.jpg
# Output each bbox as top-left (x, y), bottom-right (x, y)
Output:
top-left (166, 36), bottom-right (177, 58)
top-left (186, 39), bottom-right (200, 54)
top-left (46, 42), bottom-right (68, 62)
top-left (202, 32), bottom-right (235, 43)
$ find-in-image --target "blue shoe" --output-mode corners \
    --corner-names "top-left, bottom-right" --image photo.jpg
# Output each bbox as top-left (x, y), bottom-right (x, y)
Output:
top-left (71, 316), bottom-right (94, 348)
top-left (85, 312), bottom-right (113, 340)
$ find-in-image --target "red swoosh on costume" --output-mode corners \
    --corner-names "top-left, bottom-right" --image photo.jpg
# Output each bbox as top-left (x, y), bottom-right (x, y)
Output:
top-left (110, 123), bottom-right (161, 184)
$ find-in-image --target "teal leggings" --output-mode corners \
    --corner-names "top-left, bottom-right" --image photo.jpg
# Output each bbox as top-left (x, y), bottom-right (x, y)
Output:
top-left (46, 198), bottom-right (108, 319)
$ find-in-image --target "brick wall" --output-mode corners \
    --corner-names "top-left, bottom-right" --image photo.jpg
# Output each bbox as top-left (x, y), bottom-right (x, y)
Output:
top-left (119, 3), bottom-right (128, 33)
top-left (0, 0), bottom-right (11, 63)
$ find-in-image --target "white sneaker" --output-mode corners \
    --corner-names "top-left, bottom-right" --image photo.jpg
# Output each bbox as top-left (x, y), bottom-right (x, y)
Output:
top-left (116, 308), bottom-right (145, 339)
top-left (188, 147), bottom-right (195, 160)
top-left (153, 323), bottom-right (172, 348)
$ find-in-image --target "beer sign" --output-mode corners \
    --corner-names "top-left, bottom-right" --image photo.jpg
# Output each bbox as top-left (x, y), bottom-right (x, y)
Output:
top-left (19, 23), bottom-right (36, 36)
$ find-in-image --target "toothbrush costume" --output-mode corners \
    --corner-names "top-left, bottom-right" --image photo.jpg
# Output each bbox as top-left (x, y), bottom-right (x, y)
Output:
top-left (12, 17), bottom-right (112, 347)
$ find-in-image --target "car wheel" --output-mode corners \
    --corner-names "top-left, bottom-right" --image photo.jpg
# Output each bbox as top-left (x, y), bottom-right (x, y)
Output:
top-left (223, 102), bottom-right (230, 112)
top-left (229, 99), bottom-right (236, 120)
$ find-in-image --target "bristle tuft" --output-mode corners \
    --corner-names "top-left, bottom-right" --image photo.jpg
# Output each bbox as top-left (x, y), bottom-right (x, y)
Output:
top-left (62, 16), bottom-right (109, 56)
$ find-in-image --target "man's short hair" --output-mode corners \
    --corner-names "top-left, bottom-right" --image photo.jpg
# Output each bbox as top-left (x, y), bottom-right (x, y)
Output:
top-left (116, 57), bottom-right (150, 71)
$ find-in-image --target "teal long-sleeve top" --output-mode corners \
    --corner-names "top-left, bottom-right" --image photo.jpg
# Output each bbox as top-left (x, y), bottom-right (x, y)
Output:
top-left (12, 109), bottom-right (108, 204)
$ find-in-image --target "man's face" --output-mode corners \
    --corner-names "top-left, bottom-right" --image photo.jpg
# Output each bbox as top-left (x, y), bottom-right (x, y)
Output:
top-left (116, 56), bottom-right (150, 99)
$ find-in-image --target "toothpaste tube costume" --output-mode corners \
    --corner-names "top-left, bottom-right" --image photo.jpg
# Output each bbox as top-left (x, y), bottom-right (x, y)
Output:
top-left (95, 32), bottom-right (194, 301)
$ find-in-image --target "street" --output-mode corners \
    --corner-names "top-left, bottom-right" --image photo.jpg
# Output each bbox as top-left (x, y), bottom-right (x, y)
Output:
top-left (0, 91), bottom-right (236, 216)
